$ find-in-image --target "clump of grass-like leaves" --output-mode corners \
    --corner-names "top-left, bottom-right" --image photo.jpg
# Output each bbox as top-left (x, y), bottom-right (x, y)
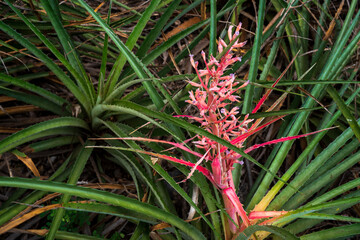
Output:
top-left (0, 1), bottom-right (359, 239)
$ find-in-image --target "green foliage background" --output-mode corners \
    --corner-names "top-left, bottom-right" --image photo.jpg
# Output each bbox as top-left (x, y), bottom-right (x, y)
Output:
top-left (0, 0), bottom-right (359, 239)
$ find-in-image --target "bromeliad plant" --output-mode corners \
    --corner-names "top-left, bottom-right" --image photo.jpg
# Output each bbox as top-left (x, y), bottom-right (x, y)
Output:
top-left (1, 1), bottom-right (360, 239)
top-left (111, 24), bottom-right (330, 238)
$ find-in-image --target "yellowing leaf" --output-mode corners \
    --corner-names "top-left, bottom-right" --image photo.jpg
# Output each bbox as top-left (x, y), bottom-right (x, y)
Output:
top-left (11, 150), bottom-right (41, 177)
top-left (0, 203), bottom-right (61, 234)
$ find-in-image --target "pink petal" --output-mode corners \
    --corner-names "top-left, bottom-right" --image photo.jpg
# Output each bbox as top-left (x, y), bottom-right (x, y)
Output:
top-left (235, 22), bottom-right (242, 34)
top-left (233, 40), bottom-right (247, 48)
top-left (187, 80), bottom-right (202, 88)
top-left (228, 25), bottom-right (234, 41)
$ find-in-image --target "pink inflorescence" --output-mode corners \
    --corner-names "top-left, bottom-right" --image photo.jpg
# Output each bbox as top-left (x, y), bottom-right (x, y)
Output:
top-left (183, 23), bottom-right (254, 233)
top-left (186, 23), bottom-right (249, 188)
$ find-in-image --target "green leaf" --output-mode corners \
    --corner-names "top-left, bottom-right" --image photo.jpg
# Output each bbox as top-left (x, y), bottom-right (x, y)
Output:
top-left (40, 0), bottom-right (95, 104)
top-left (0, 117), bottom-right (89, 154)
top-left (0, 86), bottom-right (69, 116)
top-left (306, 178), bottom-right (360, 207)
top-left (246, 7), bottom-right (360, 210)
top-left (262, 86), bottom-right (360, 212)
top-left (285, 190), bottom-right (360, 235)
top-left (97, 1), bottom-right (112, 102)
top-left (209, 0), bottom-right (217, 57)
top-left (76, 0), bottom-right (164, 109)
top-left (106, 0), bottom-right (161, 92)
top-left (326, 85), bottom-right (360, 142)
top-left (295, 213), bottom-right (360, 223)
top-left (0, 177), bottom-right (206, 239)
top-left (269, 118), bottom-right (360, 211)
top-left (103, 122), bottom-right (173, 210)
top-left (300, 223), bottom-right (360, 240)
top-left (28, 136), bottom-right (80, 153)
top-left (0, 156), bottom-right (72, 225)
top-left (282, 151), bottom-right (360, 211)
top-left (0, 72), bottom-right (68, 108)
top-left (242, 0), bottom-right (266, 114)
top-left (235, 225), bottom-right (299, 240)
top-left (47, 230), bottom-right (105, 240)
top-left (248, 107), bottom-right (323, 119)
top-left (0, 20), bottom-right (91, 115)
top-left (47, 141), bottom-right (93, 240)
top-left (62, 202), bottom-right (156, 223)
top-left (275, 197), bottom-right (360, 225)
top-left (136, 0), bottom-right (182, 59)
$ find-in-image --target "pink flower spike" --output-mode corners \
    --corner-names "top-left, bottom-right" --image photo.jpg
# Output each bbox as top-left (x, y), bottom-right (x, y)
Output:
top-left (201, 50), bottom-right (214, 78)
top-left (187, 90), bottom-right (196, 103)
top-left (242, 80), bottom-right (250, 88)
top-left (173, 114), bottom-right (192, 118)
top-left (228, 80), bottom-right (248, 96)
top-left (228, 95), bottom-right (240, 102)
top-left (232, 30), bottom-right (240, 41)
